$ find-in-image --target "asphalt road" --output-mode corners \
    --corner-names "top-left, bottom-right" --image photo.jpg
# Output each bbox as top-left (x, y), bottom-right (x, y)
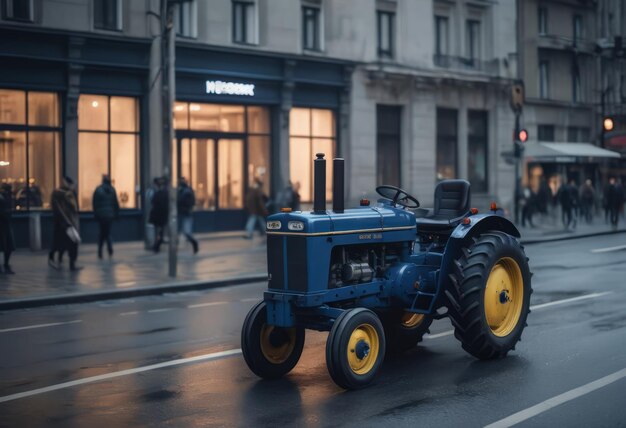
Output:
top-left (1, 233), bottom-right (625, 427)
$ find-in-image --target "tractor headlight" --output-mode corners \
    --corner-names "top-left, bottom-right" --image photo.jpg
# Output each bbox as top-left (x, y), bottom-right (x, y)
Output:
top-left (288, 221), bottom-right (304, 231)
top-left (266, 220), bottom-right (282, 230)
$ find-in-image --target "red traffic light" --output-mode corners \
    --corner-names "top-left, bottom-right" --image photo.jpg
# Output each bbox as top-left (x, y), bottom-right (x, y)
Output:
top-left (518, 129), bottom-right (528, 143)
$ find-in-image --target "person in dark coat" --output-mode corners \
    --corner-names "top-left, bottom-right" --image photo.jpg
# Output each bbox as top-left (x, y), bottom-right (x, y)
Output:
top-left (49, 176), bottom-right (82, 271)
top-left (558, 179), bottom-right (578, 230)
top-left (0, 184), bottom-right (16, 274)
top-left (520, 186), bottom-right (535, 228)
top-left (149, 177), bottom-right (169, 253)
top-left (92, 175), bottom-right (120, 259)
top-left (580, 179), bottom-right (595, 224)
top-left (244, 178), bottom-right (268, 239)
top-left (606, 177), bottom-right (624, 228)
top-left (177, 177), bottom-right (198, 254)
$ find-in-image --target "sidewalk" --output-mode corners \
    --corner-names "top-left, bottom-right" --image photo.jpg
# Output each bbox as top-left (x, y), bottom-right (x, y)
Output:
top-left (1, 220), bottom-right (624, 310)
top-left (516, 218), bottom-right (626, 244)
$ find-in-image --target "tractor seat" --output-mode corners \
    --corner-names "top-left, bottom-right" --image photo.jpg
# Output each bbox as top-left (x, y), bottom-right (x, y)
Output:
top-left (414, 180), bottom-right (471, 233)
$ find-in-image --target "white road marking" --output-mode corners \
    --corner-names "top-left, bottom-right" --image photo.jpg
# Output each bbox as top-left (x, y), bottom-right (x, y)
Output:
top-left (187, 301), bottom-right (228, 309)
top-left (591, 244), bottom-right (626, 254)
top-left (119, 311), bottom-right (139, 316)
top-left (0, 349), bottom-right (242, 404)
top-left (484, 368), bottom-right (626, 428)
top-left (240, 297), bottom-right (260, 302)
top-left (0, 320), bottom-right (82, 333)
top-left (425, 292), bottom-right (613, 340)
top-left (147, 308), bottom-right (174, 313)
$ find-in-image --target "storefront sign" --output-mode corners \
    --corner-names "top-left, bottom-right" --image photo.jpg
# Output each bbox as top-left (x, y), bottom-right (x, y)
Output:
top-left (206, 80), bottom-right (255, 97)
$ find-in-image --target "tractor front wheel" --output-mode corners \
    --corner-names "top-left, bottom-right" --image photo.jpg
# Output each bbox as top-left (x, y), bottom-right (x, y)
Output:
top-left (326, 308), bottom-right (386, 389)
top-left (241, 301), bottom-right (305, 379)
top-left (446, 231), bottom-right (532, 359)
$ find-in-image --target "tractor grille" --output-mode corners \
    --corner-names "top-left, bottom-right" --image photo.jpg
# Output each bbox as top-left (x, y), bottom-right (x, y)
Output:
top-left (267, 235), bottom-right (308, 292)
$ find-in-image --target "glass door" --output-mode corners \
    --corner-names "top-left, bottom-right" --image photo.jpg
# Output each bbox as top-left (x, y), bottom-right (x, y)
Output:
top-left (217, 139), bottom-right (244, 209)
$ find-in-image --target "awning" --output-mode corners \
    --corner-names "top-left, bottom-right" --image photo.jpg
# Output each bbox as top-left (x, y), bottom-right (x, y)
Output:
top-left (524, 142), bottom-right (621, 163)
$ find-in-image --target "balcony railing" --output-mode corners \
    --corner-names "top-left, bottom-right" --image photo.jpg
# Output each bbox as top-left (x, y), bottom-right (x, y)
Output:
top-left (433, 54), bottom-right (500, 74)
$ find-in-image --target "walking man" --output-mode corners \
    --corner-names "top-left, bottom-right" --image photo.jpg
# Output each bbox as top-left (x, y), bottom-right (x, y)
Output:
top-left (607, 177), bottom-right (623, 229)
top-left (558, 179), bottom-right (578, 230)
top-left (92, 175), bottom-right (120, 259)
top-left (50, 176), bottom-right (82, 271)
top-left (149, 177), bottom-right (169, 253)
top-left (580, 179), bottom-right (595, 224)
top-left (0, 184), bottom-right (15, 274)
top-left (244, 178), bottom-right (268, 239)
top-left (177, 177), bottom-right (199, 254)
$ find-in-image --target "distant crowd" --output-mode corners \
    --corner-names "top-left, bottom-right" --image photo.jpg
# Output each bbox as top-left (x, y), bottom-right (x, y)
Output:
top-left (520, 177), bottom-right (625, 230)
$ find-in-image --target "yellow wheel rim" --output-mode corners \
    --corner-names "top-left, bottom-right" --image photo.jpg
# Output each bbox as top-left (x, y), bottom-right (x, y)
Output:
top-left (484, 257), bottom-right (524, 337)
top-left (401, 312), bottom-right (425, 328)
top-left (260, 325), bottom-right (296, 364)
top-left (347, 323), bottom-right (380, 375)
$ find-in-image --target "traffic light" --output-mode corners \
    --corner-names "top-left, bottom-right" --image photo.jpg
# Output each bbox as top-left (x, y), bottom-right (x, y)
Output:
top-left (518, 129), bottom-right (528, 143)
top-left (603, 117), bottom-right (614, 132)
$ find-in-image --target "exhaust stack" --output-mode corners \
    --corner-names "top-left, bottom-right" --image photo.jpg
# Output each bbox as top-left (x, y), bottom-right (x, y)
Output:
top-left (313, 153), bottom-right (326, 213)
top-left (332, 158), bottom-right (344, 213)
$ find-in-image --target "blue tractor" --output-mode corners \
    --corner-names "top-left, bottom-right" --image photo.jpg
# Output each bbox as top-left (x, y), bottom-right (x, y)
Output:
top-left (242, 154), bottom-right (532, 389)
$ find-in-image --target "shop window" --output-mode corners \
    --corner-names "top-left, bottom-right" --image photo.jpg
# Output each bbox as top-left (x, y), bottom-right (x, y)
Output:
top-left (436, 108), bottom-right (457, 181)
top-left (78, 95), bottom-right (139, 211)
top-left (3, 0), bottom-right (33, 22)
top-left (289, 108), bottom-right (335, 202)
top-left (185, 103), bottom-right (245, 133)
top-left (302, 6), bottom-right (321, 51)
top-left (233, 1), bottom-right (256, 44)
top-left (0, 89), bottom-right (61, 211)
top-left (377, 11), bottom-right (394, 59)
top-left (537, 124), bottom-right (555, 142)
top-left (176, 0), bottom-right (197, 38)
top-left (376, 105), bottom-right (401, 187)
top-left (94, 0), bottom-right (121, 31)
top-left (468, 110), bottom-right (488, 193)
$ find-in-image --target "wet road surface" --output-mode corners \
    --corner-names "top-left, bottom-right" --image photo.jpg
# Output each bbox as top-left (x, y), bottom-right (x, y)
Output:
top-left (1, 233), bottom-right (626, 427)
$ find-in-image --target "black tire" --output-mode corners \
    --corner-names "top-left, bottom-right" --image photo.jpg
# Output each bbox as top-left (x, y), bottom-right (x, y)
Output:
top-left (445, 231), bottom-right (532, 360)
top-left (241, 301), bottom-right (305, 379)
top-left (326, 308), bottom-right (386, 390)
top-left (383, 310), bottom-right (433, 354)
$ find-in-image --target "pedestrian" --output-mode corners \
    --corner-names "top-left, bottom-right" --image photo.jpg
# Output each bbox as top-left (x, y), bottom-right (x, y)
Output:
top-left (603, 181), bottom-right (611, 224)
top-left (580, 179), bottom-right (595, 224)
top-left (49, 176), bottom-right (82, 271)
top-left (244, 178), bottom-right (268, 239)
top-left (149, 177), bottom-right (169, 253)
top-left (520, 186), bottom-right (535, 228)
top-left (92, 174), bottom-right (120, 259)
top-left (0, 183), bottom-right (16, 274)
top-left (606, 177), bottom-right (624, 229)
top-left (177, 177), bottom-right (199, 254)
top-left (557, 179), bottom-right (578, 230)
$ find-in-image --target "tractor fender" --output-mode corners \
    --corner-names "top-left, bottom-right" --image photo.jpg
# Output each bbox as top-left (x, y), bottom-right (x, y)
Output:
top-left (434, 214), bottom-right (520, 310)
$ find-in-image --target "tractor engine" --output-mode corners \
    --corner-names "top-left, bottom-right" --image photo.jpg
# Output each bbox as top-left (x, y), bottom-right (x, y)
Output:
top-left (329, 243), bottom-right (405, 288)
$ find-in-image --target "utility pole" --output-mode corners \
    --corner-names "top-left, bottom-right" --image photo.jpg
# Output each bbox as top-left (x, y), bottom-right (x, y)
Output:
top-left (161, 0), bottom-right (177, 277)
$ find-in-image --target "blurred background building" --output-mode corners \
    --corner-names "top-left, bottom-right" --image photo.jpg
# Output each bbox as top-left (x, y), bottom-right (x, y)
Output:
top-left (0, 0), bottom-right (624, 247)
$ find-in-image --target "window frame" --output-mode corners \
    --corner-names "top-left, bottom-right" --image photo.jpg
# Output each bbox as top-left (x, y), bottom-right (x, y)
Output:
top-left (93, 0), bottom-right (122, 31)
top-left (538, 7), bottom-right (547, 35)
top-left (466, 19), bottom-right (481, 66)
top-left (2, 0), bottom-right (34, 22)
top-left (467, 110), bottom-right (488, 193)
top-left (302, 6), bottom-right (322, 51)
top-left (377, 10), bottom-right (395, 59)
top-left (539, 61), bottom-right (549, 99)
top-left (573, 14), bottom-right (583, 44)
top-left (572, 68), bottom-right (581, 103)
top-left (77, 94), bottom-right (139, 211)
top-left (376, 105), bottom-right (401, 187)
top-left (434, 15), bottom-right (449, 56)
top-left (537, 124), bottom-right (555, 142)
top-left (232, 0), bottom-right (257, 45)
top-left (176, 0), bottom-right (197, 39)
top-left (0, 89), bottom-right (62, 211)
top-left (436, 108), bottom-right (458, 182)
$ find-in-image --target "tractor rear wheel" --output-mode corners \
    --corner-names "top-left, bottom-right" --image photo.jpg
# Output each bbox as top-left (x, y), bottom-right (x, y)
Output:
top-left (383, 311), bottom-right (433, 354)
top-left (241, 301), bottom-right (305, 379)
top-left (326, 308), bottom-right (386, 389)
top-left (446, 231), bottom-right (532, 360)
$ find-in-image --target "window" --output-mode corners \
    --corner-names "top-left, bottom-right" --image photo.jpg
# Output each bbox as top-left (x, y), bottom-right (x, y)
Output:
top-left (539, 61), bottom-right (549, 99)
top-left (302, 6), bottom-right (321, 51)
top-left (0, 89), bottom-right (61, 211)
top-left (572, 69), bottom-right (581, 103)
top-left (466, 20), bottom-right (481, 66)
top-left (232, 1), bottom-right (256, 44)
top-left (3, 0), bottom-right (33, 21)
top-left (538, 7), bottom-right (547, 35)
top-left (289, 108), bottom-right (335, 202)
top-left (467, 110), bottom-right (488, 193)
top-left (435, 16), bottom-right (449, 56)
top-left (176, 0), bottom-right (197, 38)
top-left (174, 103), bottom-right (270, 208)
top-left (94, 0), bottom-right (121, 30)
top-left (537, 125), bottom-right (555, 142)
top-left (436, 108), bottom-right (457, 181)
top-left (567, 126), bottom-right (590, 142)
top-left (377, 105), bottom-right (401, 186)
top-left (78, 95), bottom-right (139, 211)
top-left (573, 14), bottom-right (582, 44)
top-left (377, 11), bottom-right (394, 59)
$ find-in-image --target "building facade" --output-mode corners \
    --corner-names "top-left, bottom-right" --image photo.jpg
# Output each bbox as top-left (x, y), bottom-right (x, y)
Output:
top-left (1, 0), bottom-right (521, 247)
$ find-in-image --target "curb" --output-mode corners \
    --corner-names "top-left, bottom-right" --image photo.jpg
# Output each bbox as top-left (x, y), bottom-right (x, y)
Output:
top-left (0, 273), bottom-right (268, 311)
top-left (520, 228), bottom-right (626, 245)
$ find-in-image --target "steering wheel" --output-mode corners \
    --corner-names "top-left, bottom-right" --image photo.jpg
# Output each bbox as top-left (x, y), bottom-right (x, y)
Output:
top-left (375, 185), bottom-right (420, 209)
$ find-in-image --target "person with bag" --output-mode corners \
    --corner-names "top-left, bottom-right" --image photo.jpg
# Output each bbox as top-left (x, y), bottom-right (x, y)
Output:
top-left (49, 176), bottom-right (82, 271)
top-left (92, 175), bottom-right (120, 259)
top-left (0, 183), bottom-right (16, 274)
